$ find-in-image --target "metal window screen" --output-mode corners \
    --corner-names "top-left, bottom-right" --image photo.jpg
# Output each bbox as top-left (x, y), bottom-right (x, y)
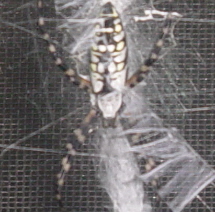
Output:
top-left (0, 0), bottom-right (214, 212)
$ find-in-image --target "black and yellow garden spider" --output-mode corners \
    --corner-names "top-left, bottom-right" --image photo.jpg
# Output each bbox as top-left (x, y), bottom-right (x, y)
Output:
top-left (37, 0), bottom-right (182, 210)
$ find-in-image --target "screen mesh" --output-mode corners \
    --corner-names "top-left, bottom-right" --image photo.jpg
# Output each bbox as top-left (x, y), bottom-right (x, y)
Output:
top-left (0, 0), bottom-right (214, 212)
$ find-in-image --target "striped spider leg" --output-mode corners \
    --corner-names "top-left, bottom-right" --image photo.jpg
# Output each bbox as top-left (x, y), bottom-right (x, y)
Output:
top-left (37, 1), bottom-right (95, 208)
top-left (126, 9), bottom-right (182, 210)
top-left (37, 0), bottom-right (91, 90)
top-left (37, 1), bottom-right (181, 210)
top-left (126, 9), bottom-right (182, 87)
top-left (56, 109), bottom-right (98, 209)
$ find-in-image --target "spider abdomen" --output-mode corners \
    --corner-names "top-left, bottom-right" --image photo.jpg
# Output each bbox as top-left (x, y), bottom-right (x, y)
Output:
top-left (90, 2), bottom-right (128, 94)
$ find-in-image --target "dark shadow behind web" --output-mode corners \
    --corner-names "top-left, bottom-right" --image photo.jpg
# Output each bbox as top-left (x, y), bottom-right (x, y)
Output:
top-left (0, 0), bottom-right (214, 211)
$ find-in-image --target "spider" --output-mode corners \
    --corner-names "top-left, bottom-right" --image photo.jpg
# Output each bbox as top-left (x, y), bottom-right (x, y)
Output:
top-left (37, 0), bottom-right (181, 209)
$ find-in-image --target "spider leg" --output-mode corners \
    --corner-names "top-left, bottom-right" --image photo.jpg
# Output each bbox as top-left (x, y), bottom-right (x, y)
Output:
top-left (37, 0), bottom-right (91, 90)
top-left (55, 109), bottom-right (97, 210)
top-left (126, 13), bottom-right (178, 88)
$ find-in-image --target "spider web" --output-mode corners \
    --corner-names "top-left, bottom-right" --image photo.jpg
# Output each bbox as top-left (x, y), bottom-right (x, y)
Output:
top-left (0, 0), bottom-right (214, 211)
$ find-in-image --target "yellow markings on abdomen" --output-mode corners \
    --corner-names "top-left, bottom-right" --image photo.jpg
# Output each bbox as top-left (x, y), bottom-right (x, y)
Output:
top-left (117, 62), bottom-right (125, 71)
top-left (114, 24), bottom-right (122, 33)
top-left (116, 41), bottom-right (125, 51)
top-left (113, 31), bottom-right (125, 43)
top-left (90, 63), bottom-right (97, 72)
top-left (113, 47), bottom-right (127, 63)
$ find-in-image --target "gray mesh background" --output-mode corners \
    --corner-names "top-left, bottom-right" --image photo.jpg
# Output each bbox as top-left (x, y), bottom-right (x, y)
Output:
top-left (0, 0), bottom-right (214, 212)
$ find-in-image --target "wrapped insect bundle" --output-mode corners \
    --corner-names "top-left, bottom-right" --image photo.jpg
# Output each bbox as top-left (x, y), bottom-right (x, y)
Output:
top-left (95, 83), bottom-right (215, 212)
